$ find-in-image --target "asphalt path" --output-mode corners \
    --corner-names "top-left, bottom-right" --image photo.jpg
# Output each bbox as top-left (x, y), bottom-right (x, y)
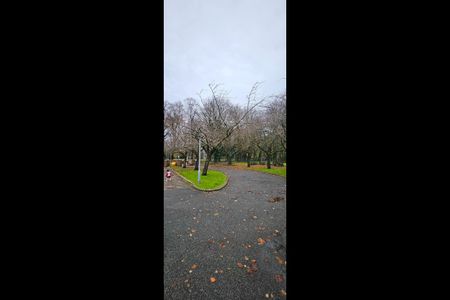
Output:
top-left (164, 167), bottom-right (287, 299)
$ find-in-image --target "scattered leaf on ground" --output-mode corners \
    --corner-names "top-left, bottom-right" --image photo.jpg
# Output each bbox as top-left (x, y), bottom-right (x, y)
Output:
top-left (257, 238), bottom-right (266, 245)
top-left (214, 213), bottom-right (219, 216)
top-left (275, 274), bottom-right (284, 282)
top-left (244, 256), bottom-right (249, 261)
top-left (251, 259), bottom-right (256, 263)
top-left (191, 264), bottom-right (198, 270)
top-left (247, 261), bottom-right (258, 273)
top-left (265, 294), bottom-right (269, 298)
top-left (237, 262), bottom-right (244, 268)
top-left (280, 289), bottom-right (287, 296)
top-left (219, 270), bottom-right (224, 274)
top-left (269, 196), bottom-right (284, 203)
top-left (210, 277), bottom-right (217, 283)
top-left (275, 256), bottom-right (284, 265)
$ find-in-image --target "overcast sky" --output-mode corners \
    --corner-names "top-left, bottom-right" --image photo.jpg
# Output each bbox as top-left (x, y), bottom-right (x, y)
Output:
top-left (164, 0), bottom-right (286, 106)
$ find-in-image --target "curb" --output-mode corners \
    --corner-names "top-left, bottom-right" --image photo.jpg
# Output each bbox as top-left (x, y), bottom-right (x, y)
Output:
top-left (171, 168), bottom-right (229, 192)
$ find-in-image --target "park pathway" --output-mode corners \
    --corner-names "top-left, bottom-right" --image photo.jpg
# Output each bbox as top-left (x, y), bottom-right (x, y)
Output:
top-left (163, 169), bottom-right (191, 191)
top-left (164, 167), bottom-right (287, 300)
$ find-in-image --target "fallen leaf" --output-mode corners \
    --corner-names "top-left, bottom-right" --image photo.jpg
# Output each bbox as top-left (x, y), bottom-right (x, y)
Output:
top-left (275, 274), bottom-right (284, 282)
top-left (237, 262), bottom-right (244, 268)
top-left (191, 264), bottom-right (198, 270)
top-left (247, 261), bottom-right (258, 273)
top-left (280, 289), bottom-right (287, 296)
top-left (191, 229), bottom-right (196, 233)
top-left (219, 270), bottom-right (224, 274)
top-left (251, 259), bottom-right (256, 263)
top-left (244, 256), bottom-right (249, 261)
top-left (269, 196), bottom-right (284, 203)
top-left (265, 293), bottom-right (269, 298)
top-left (275, 256), bottom-right (284, 265)
top-left (257, 238), bottom-right (266, 245)
top-left (213, 213), bottom-right (219, 216)
top-left (214, 270), bottom-right (218, 274)
top-left (210, 277), bottom-right (217, 283)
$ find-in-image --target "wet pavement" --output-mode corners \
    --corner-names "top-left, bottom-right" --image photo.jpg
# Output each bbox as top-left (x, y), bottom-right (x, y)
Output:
top-left (164, 167), bottom-right (286, 299)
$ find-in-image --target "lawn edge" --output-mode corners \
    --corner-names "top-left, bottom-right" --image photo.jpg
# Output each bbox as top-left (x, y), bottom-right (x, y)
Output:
top-left (171, 168), bottom-right (229, 192)
top-left (211, 164), bottom-right (286, 178)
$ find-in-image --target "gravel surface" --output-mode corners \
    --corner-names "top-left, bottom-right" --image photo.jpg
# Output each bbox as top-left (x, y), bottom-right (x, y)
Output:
top-left (164, 167), bottom-right (286, 299)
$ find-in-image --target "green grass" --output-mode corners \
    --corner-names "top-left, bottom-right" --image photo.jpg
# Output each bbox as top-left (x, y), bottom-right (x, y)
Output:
top-left (174, 167), bottom-right (228, 190)
top-left (209, 161), bottom-right (286, 177)
top-left (254, 167), bottom-right (286, 177)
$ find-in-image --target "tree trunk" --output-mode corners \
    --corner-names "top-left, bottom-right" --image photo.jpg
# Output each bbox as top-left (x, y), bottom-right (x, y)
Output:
top-left (258, 151), bottom-right (262, 165)
top-left (202, 152), bottom-right (211, 176)
top-left (183, 154), bottom-right (187, 168)
top-left (266, 157), bottom-right (271, 169)
top-left (214, 152), bottom-right (219, 163)
top-left (247, 152), bottom-right (251, 167)
top-left (227, 153), bottom-right (232, 165)
top-left (194, 156), bottom-right (199, 170)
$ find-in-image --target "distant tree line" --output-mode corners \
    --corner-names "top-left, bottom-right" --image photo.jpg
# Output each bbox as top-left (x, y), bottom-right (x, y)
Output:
top-left (164, 82), bottom-right (286, 175)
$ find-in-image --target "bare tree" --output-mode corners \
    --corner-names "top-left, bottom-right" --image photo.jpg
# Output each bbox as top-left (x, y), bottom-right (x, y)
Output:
top-left (192, 82), bottom-right (265, 175)
top-left (255, 93), bottom-right (286, 169)
top-left (164, 101), bottom-right (184, 160)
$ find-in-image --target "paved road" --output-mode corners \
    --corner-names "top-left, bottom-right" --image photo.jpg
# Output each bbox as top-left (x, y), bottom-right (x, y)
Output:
top-left (164, 168), bottom-right (286, 299)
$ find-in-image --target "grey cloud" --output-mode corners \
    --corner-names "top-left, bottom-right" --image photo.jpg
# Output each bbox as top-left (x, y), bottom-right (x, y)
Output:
top-left (164, 0), bottom-right (285, 105)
